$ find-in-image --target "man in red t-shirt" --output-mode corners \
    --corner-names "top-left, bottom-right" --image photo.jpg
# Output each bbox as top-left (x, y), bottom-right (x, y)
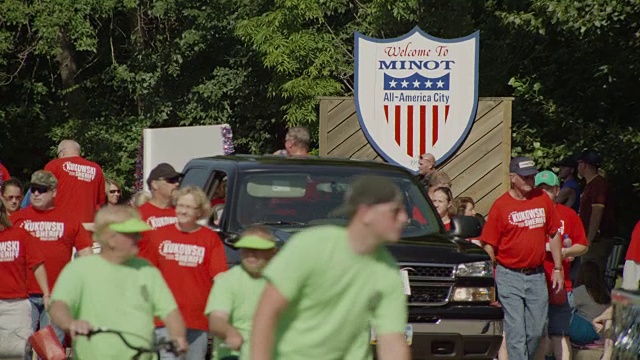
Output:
top-left (534, 170), bottom-right (589, 360)
top-left (622, 221), bottom-right (640, 290)
top-left (481, 157), bottom-right (564, 360)
top-left (11, 170), bottom-right (94, 347)
top-left (44, 139), bottom-right (105, 223)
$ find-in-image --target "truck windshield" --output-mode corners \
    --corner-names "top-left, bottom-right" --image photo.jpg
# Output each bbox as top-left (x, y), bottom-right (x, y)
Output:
top-left (231, 169), bottom-right (441, 237)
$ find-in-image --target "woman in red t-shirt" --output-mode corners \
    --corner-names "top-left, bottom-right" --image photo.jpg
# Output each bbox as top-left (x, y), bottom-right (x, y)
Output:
top-left (0, 202), bottom-right (49, 358)
top-left (430, 186), bottom-right (454, 231)
top-left (141, 186), bottom-right (228, 360)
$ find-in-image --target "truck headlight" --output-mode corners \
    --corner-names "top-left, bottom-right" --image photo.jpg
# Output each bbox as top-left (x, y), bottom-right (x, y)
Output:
top-left (452, 287), bottom-right (494, 302)
top-left (456, 261), bottom-right (492, 277)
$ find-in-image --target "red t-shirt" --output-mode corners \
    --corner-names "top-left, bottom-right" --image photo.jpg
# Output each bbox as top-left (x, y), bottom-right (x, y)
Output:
top-left (140, 225), bottom-right (228, 330)
top-left (0, 227), bottom-right (45, 299)
top-left (543, 204), bottom-right (588, 292)
top-left (625, 220), bottom-right (640, 262)
top-left (11, 207), bottom-right (93, 294)
top-left (138, 202), bottom-right (178, 255)
top-left (45, 156), bottom-right (105, 223)
top-left (481, 189), bottom-right (561, 269)
top-left (0, 163), bottom-right (10, 184)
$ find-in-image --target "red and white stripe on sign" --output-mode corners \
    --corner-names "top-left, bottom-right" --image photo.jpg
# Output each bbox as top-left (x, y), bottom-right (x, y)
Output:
top-left (383, 104), bottom-right (450, 157)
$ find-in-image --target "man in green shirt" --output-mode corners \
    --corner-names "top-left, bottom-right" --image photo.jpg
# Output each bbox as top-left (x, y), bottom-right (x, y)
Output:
top-left (251, 176), bottom-right (410, 360)
top-left (49, 205), bottom-right (188, 359)
top-left (206, 226), bottom-right (277, 360)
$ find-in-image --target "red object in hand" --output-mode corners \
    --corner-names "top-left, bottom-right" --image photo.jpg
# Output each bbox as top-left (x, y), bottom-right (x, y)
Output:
top-left (28, 325), bottom-right (66, 360)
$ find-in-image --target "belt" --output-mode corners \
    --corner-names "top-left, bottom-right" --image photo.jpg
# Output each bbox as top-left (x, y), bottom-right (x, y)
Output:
top-left (502, 265), bottom-right (543, 276)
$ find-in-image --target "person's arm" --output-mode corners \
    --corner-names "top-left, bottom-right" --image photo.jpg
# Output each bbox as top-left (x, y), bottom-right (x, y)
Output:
top-left (32, 263), bottom-right (50, 307)
top-left (563, 244), bottom-right (588, 259)
top-left (162, 309), bottom-right (188, 353)
top-left (587, 205), bottom-right (604, 243)
top-left (593, 306), bottom-right (614, 333)
top-left (251, 283), bottom-right (289, 360)
top-left (77, 248), bottom-right (92, 256)
top-left (49, 301), bottom-right (93, 339)
top-left (549, 232), bottom-right (564, 291)
top-left (209, 311), bottom-right (243, 350)
top-left (555, 187), bottom-right (576, 208)
top-left (376, 333), bottom-right (410, 360)
top-left (483, 243), bottom-right (496, 265)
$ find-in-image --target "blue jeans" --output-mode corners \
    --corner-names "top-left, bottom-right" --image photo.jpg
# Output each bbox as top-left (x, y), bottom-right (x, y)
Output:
top-left (27, 295), bottom-right (65, 359)
top-left (155, 327), bottom-right (208, 360)
top-left (496, 265), bottom-right (548, 360)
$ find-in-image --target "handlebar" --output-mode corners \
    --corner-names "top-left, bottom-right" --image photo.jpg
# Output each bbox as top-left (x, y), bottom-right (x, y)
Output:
top-left (82, 327), bottom-right (179, 360)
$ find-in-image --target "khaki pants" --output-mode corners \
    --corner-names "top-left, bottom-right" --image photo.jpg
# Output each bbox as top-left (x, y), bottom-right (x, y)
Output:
top-left (0, 298), bottom-right (32, 359)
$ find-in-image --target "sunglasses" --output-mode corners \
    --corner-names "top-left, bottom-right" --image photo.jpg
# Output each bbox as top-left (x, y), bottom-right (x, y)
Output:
top-left (109, 189), bottom-right (121, 194)
top-left (30, 185), bottom-right (50, 194)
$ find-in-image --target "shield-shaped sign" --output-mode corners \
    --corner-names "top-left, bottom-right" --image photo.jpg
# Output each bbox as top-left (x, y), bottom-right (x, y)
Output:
top-left (354, 27), bottom-right (479, 173)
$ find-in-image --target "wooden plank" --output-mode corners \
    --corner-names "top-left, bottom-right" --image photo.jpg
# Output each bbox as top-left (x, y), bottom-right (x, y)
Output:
top-left (451, 142), bottom-right (502, 194)
top-left (330, 129), bottom-right (368, 158)
top-left (351, 140), bottom-right (380, 160)
top-left (438, 104), bottom-right (504, 168)
top-left (457, 165), bottom-right (502, 213)
top-left (327, 113), bottom-right (360, 150)
top-left (327, 100), bottom-right (356, 131)
top-left (501, 99), bottom-right (513, 193)
top-left (472, 183), bottom-right (503, 216)
top-left (442, 124), bottom-right (503, 180)
top-left (319, 99), bottom-right (329, 156)
top-left (327, 98), bottom-right (343, 113)
top-left (474, 100), bottom-right (500, 122)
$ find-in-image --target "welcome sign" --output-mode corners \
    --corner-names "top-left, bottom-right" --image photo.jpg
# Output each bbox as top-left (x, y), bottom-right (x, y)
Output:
top-left (354, 27), bottom-right (479, 172)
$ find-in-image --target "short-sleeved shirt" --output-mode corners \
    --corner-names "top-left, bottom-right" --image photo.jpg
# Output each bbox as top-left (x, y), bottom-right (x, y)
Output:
top-left (543, 204), bottom-right (588, 292)
top-left (11, 206), bottom-right (93, 294)
top-left (579, 175), bottom-right (615, 238)
top-left (137, 203), bottom-right (178, 255)
top-left (45, 156), bottom-right (105, 223)
top-left (263, 225), bottom-right (407, 360)
top-left (0, 227), bottom-right (45, 299)
top-left (625, 220), bottom-right (640, 262)
top-left (51, 255), bottom-right (177, 360)
top-left (205, 265), bottom-right (267, 360)
top-left (560, 178), bottom-right (581, 213)
top-left (572, 285), bottom-right (610, 322)
top-left (481, 189), bottom-right (561, 269)
top-left (140, 225), bottom-right (228, 331)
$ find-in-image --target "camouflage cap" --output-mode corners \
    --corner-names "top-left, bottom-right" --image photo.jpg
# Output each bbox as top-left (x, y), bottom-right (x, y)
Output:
top-left (30, 170), bottom-right (58, 189)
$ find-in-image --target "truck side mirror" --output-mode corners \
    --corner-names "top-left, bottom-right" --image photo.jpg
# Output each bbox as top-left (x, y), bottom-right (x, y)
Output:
top-left (449, 216), bottom-right (482, 239)
top-left (219, 232), bottom-right (239, 247)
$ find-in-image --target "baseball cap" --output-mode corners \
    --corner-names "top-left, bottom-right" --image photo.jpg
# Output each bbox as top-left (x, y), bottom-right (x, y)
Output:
top-left (234, 235), bottom-right (276, 250)
top-left (555, 156), bottom-right (578, 168)
top-left (147, 163), bottom-right (182, 187)
top-left (577, 149), bottom-right (601, 167)
top-left (30, 170), bottom-right (58, 189)
top-left (535, 170), bottom-right (560, 187)
top-left (334, 175), bottom-right (402, 218)
top-left (509, 156), bottom-right (538, 176)
top-left (108, 218), bottom-right (152, 233)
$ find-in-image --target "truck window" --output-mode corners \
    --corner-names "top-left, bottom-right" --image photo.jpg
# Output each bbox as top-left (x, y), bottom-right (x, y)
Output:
top-left (232, 169), bottom-right (440, 237)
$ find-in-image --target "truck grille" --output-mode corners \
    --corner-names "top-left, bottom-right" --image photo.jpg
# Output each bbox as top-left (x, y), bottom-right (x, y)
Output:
top-left (408, 283), bottom-right (452, 305)
top-left (399, 263), bottom-right (455, 280)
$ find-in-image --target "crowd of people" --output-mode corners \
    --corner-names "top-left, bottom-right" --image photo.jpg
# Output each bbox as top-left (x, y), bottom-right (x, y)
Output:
top-left (0, 131), bottom-right (635, 360)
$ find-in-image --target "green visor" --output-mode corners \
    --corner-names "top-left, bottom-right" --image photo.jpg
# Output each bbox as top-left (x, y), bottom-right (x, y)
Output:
top-left (234, 235), bottom-right (276, 250)
top-left (108, 218), bottom-right (152, 233)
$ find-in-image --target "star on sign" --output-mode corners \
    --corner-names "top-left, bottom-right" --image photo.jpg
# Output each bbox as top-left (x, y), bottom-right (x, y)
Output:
top-left (412, 80), bottom-right (421, 88)
top-left (401, 80), bottom-right (409, 88)
top-left (389, 79), bottom-right (397, 88)
top-left (436, 80), bottom-right (444, 88)
top-left (424, 80), bottom-right (433, 88)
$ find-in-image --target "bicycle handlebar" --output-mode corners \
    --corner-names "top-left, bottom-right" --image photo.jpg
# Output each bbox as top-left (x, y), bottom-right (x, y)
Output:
top-left (81, 327), bottom-right (179, 360)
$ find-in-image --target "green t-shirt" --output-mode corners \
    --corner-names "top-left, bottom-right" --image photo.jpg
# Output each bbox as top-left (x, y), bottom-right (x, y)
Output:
top-left (263, 225), bottom-right (407, 360)
top-left (205, 265), bottom-right (267, 360)
top-left (50, 255), bottom-right (177, 360)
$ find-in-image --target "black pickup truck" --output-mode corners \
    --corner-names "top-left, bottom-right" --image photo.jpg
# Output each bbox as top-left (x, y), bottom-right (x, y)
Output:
top-left (181, 154), bottom-right (503, 359)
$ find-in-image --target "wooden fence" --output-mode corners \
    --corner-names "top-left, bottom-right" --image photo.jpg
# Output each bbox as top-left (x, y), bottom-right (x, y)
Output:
top-left (318, 97), bottom-right (514, 215)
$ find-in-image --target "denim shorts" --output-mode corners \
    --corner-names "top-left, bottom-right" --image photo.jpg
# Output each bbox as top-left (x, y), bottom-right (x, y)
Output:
top-left (547, 300), bottom-right (572, 336)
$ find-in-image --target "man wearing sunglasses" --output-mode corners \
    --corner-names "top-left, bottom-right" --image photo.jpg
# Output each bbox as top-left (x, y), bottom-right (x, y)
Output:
top-left (44, 139), bottom-right (106, 224)
top-left (11, 170), bottom-right (94, 352)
